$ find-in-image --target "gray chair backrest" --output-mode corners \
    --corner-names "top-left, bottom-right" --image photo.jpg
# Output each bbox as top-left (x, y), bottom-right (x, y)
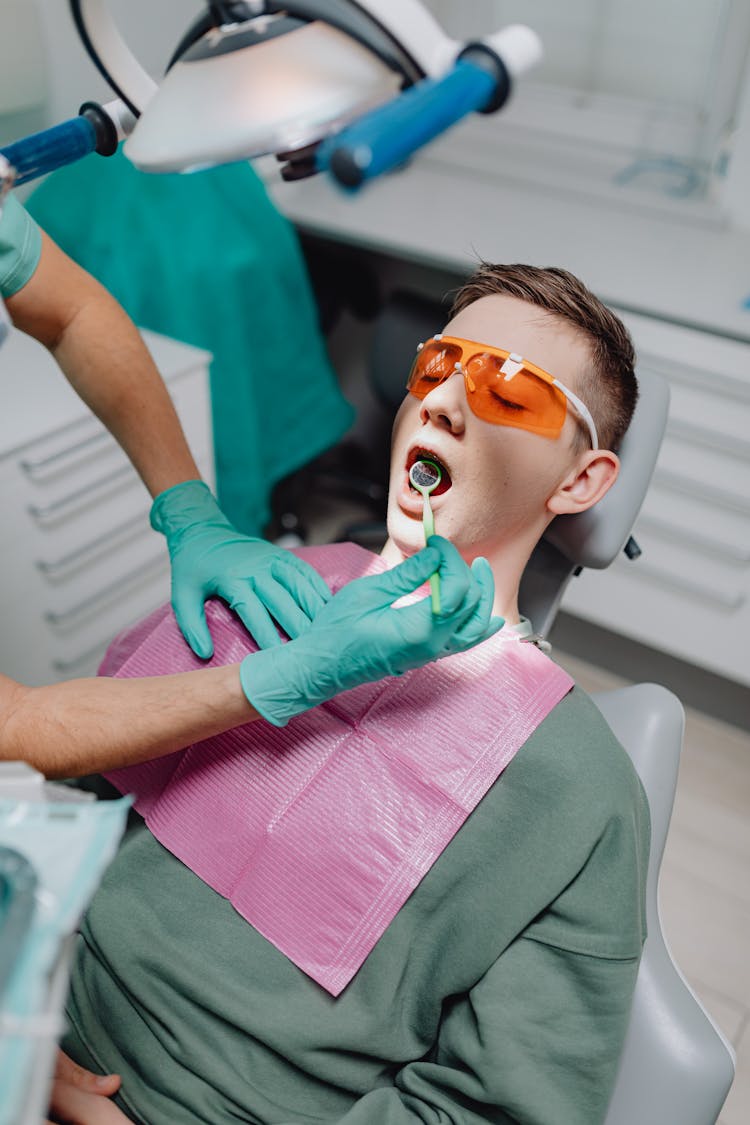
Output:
top-left (593, 684), bottom-right (736, 1125)
top-left (369, 289), bottom-right (671, 636)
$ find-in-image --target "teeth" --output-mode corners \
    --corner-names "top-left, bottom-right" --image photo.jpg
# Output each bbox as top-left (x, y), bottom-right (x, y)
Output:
top-left (412, 450), bottom-right (445, 473)
top-left (407, 449), bottom-right (451, 493)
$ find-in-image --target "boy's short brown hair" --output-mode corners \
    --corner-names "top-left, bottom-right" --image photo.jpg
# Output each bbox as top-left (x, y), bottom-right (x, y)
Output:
top-left (450, 263), bottom-right (638, 451)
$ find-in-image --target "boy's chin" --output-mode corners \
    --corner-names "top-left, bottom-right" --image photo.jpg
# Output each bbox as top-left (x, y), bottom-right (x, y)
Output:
top-left (381, 536), bottom-right (415, 564)
top-left (382, 518), bottom-right (425, 562)
top-left (384, 522), bottom-right (479, 569)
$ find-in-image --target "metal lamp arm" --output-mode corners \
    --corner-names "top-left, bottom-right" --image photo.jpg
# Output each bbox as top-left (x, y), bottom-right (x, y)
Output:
top-left (69, 0), bottom-right (159, 116)
top-left (342, 2), bottom-right (543, 85)
top-left (344, 0), bottom-right (459, 76)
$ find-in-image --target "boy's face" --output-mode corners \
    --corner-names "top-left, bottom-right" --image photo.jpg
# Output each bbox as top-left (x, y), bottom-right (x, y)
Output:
top-left (386, 294), bottom-right (595, 563)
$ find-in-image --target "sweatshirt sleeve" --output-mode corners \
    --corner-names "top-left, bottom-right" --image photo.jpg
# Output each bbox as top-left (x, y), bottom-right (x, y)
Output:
top-left (276, 936), bottom-right (640, 1125)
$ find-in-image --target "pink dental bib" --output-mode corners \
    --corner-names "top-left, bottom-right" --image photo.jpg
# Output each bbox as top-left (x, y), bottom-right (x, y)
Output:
top-left (103, 543), bottom-right (573, 995)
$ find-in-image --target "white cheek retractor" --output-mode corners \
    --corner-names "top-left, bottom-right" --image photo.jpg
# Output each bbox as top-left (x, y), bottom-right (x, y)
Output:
top-left (408, 459), bottom-right (442, 614)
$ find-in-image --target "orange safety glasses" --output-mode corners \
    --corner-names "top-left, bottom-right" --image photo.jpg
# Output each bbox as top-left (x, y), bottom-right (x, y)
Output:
top-left (407, 334), bottom-right (599, 449)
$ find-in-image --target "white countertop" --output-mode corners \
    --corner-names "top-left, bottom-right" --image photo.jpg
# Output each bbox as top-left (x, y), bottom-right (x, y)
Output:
top-left (268, 157), bottom-right (750, 343)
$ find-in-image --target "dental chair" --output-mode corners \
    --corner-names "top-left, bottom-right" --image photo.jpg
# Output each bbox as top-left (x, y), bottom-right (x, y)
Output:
top-left (510, 310), bottom-right (736, 1124)
top-left (556, 376), bottom-right (735, 1123)
top-left (542, 352), bottom-right (735, 1122)
top-left (324, 289), bottom-right (736, 1124)
top-left (596, 684), bottom-right (735, 1124)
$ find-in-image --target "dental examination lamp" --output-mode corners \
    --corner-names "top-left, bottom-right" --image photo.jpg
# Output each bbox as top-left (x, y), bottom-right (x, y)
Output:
top-left (0, 1), bottom-right (541, 189)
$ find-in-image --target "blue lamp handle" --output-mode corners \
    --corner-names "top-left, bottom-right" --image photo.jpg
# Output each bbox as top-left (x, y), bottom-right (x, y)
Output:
top-left (0, 117), bottom-right (98, 186)
top-left (317, 58), bottom-right (502, 189)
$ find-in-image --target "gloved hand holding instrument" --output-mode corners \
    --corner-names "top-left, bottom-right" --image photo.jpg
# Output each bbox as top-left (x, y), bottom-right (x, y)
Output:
top-left (240, 535), bottom-right (504, 726)
top-left (151, 480), bottom-right (333, 658)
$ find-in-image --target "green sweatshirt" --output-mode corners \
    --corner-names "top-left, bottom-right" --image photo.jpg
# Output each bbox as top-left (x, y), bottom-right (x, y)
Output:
top-left (63, 685), bottom-right (649, 1125)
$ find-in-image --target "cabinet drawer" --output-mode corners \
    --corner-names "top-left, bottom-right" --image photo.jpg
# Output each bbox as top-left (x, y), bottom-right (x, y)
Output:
top-left (0, 333), bottom-right (213, 685)
top-left (562, 312), bottom-right (750, 684)
top-left (615, 524), bottom-right (745, 612)
top-left (655, 437), bottom-right (750, 517)
top-left (638, 487), bottom-right (750, 567)
top-left (7, 366), bottom-right (213, 512)
top-left (48, 586), bottom-right (171, 680)
top-left (3, 368), bottom-right (214, 568)
top-left (562, 555), bottom-right (749, 685)
top-left (33, 454), bottom-right (211, 645)
top-left (41, 541), bottom-right (168, 635)
top-left (2, 532), bottom-right (172, 684)
top-left (17, 414), bottom-right (122, 483)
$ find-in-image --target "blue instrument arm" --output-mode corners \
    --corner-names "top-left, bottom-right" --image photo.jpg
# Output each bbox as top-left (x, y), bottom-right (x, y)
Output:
top-left (316, 57), bottom-right (503, 189)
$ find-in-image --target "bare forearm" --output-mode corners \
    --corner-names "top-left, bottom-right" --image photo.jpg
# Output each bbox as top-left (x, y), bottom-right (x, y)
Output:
top-left (51, 289), bottom-right (201, 496)
top-left (7, 231), bottom-right (201, 497)
top-left (0, 667), bottom-right (259, 780)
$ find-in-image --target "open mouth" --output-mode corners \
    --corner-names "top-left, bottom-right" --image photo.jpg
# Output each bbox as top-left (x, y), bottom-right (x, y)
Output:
top-left (405, 447), bottom-right (453, 495)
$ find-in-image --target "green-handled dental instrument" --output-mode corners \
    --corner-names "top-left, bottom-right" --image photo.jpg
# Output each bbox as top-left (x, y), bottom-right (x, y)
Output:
top-left (408, 459), bottom-right (442, 614)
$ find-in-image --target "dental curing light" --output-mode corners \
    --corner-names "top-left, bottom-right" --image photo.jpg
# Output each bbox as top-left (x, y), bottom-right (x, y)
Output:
top-left (0, 2), bottom-right (541, 188)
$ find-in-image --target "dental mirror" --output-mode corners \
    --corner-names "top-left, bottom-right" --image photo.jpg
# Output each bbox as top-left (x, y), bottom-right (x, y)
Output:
top-left (409, 459), bottom-right (442, 614)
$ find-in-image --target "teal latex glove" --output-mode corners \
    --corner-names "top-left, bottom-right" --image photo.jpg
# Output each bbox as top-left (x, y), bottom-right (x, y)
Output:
top-left (150, 480), bottom-right (332, 658)
top-left (240, 536), bottom-right (504, 726)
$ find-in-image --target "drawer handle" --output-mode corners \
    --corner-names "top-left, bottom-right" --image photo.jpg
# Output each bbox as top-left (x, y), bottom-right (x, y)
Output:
top-left (37, 514), bottom-right (150, 580)
top-left (44, 553), bottom-right (167, 631)
top-left (636, 515), bottom-right (750, 565)
top-left (624, 560), bottom-right (745, 610)
top-left (654, 470), bottom-right (750, 516)
top-left (645, 356), bottom-right (750, 404)
top-left (51, 596), bottom-right (168, 675)
top-left (51, 638), bottom-right (112, 676)
top-left (19, 429), bottom-right (113, 478)
top-left (27, 465), bottom-right (138, 524)
top-left (667, 420), bottom-right (750, 462)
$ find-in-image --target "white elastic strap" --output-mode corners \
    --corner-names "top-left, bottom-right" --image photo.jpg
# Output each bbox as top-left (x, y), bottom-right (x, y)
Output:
top-left (554, 379), bottom-right (599, 449)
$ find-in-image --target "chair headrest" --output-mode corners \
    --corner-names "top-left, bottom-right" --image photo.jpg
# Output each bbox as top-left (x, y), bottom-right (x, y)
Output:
top-left (370, 290), bottom-right (670, 571)
top-left (545, 365), bottom-right (670, 568)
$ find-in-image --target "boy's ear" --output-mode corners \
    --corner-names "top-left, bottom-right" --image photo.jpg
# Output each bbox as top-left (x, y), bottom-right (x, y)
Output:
top-left (547, 450), bottom-right (620, 516)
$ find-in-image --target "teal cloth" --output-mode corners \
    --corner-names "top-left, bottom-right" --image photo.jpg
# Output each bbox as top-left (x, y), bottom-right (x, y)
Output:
top-left (27, 149), bottom-right (354, 534)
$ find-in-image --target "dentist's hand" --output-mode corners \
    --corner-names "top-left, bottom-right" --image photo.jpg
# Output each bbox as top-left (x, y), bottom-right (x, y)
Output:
top-left (45, 1049), bottom-right (128, 1124)
top-left (151, 480), bottom-right (332, 658)
top-left (240, 536), bottom-right (503, 726)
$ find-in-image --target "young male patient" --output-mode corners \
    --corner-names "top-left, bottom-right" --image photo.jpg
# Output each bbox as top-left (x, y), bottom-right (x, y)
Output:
top-left (56, 264), bottom-right (649, 1125)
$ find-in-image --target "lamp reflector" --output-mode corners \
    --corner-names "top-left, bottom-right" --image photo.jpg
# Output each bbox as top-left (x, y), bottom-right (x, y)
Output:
top-left (124, 19), bottom-right (402, 173)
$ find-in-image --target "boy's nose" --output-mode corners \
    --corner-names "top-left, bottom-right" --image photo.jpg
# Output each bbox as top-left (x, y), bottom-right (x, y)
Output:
top-left (419, 370), bottom-right (467, 433)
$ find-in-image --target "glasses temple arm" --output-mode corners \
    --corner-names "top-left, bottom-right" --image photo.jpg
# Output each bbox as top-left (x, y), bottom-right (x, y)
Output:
top-left (553, 379), bottom-right (599, 449)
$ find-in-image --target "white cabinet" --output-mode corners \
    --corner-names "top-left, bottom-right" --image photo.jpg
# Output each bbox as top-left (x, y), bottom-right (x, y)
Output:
top-left (562, 310), bottom-right (750, 687)
top-left (0, 328), bottom-right (213, 685)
